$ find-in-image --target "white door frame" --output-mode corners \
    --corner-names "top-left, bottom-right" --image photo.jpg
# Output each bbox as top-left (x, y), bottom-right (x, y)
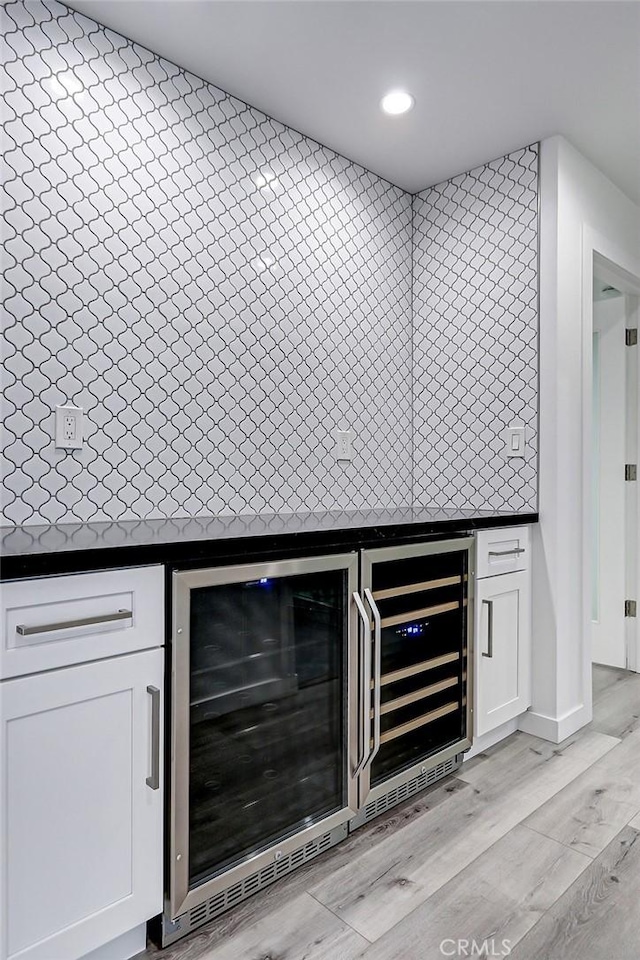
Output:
top-left (591, 288), bottom-right (628, 668)
top-left (580, 227), bottom-right (640, 707)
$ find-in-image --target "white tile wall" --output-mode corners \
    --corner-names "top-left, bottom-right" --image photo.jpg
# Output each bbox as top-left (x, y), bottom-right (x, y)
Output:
top-left (1, 0), bottom-right (412, 523)
top-left (0, 0), bottom-right (538, 526)
top-left (412, 147), bottom-right (539, 512)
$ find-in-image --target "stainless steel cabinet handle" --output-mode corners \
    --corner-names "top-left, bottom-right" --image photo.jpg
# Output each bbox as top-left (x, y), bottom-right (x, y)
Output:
top-left (482, 599), bottom-right (494, 658)
top-left (352, 592), bottom-right (372, 777)
top-left (146, 685), bottom-right (161, 790)
top-left (16, 609), bottom-right (133, 637)
top-left (364, 588), bottom-right (382, 766)
top-left (488, 547), bottom-right (525, 557)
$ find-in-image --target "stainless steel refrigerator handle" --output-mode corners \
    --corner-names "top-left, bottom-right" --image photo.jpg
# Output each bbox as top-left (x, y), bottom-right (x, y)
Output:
top-left (16, 609), bottom-right (133, 636)
top-left (146, 685), bottom-right (161, 790)
top-left (482, 599), bottom-right (494, 658)
top-left (488, 547), bottom-right (525, 557)
top-left (363, 588), bottom-right (382, 765)
top-left (352, 591), bottom-right (372, 777)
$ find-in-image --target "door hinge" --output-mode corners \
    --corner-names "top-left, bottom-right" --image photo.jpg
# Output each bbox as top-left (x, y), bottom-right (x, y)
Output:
top-left (625, 464), bottom-right (637, 481)
top-left (626, 328), bottom-right (638, 346)
top-left (625, 600), bottom-right (637, 618)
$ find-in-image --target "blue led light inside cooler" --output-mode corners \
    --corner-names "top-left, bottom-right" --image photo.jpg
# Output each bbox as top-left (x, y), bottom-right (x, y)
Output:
top-left (397, 623), bottom-right (425, 638)
top-left (246, 578), bottom-right (271, 589)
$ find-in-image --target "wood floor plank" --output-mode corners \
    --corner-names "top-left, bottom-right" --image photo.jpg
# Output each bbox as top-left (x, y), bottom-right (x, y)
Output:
top-left (308, 730), bottom-right (617, 942)
top-left (181, 892), bottom-right (367, 960)
top-left (589, 671), bottom-right (640, 739)
top-left (628, 811), bottom-right (640, 831)
top-left (524, 728), bottom-right (640, 858)
top-left (458, 728), bottom-right (618, 791)
top-left (592, 664), bottom-right (630, 702)
top-left (508, 826), bottom-right (640, 960)
top-left (359, 825), bottom-right (590, 960)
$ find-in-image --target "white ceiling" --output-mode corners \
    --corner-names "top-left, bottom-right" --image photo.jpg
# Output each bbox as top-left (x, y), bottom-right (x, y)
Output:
top-left (66, 0), bottom-right (640, 202)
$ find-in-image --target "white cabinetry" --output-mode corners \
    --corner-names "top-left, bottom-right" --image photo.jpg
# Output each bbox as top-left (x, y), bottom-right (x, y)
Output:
top-left (0, 566), bottom-right (164, 960)
top-left (474, 527), bottom-right (531, 738)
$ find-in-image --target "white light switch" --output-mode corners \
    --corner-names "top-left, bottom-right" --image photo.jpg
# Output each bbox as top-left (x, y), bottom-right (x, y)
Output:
top-left (504, 424), bottom-right (525, 458)
top-left (55, 405), bottom-right (83, 450)
top-left (335, 429), bottom-right (353, 461)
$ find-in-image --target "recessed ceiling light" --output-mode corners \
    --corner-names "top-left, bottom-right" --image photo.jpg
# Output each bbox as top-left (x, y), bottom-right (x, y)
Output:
top-left (380, 90), bottom-right (414, 116)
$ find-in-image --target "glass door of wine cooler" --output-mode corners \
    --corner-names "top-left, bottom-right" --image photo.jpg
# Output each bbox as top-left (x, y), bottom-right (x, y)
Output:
top-left (357, 538), bottom-right (474, 809)
top-left (169, 553), bottom-right (359, 919)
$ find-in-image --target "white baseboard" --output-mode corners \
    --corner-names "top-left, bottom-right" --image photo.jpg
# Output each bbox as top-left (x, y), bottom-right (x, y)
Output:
top-left (80, 925), bottom-right (146, 960)
top-left (518, 703), bottom-right (591, 743)
top-left (464, 718), bottom-right (520, 760)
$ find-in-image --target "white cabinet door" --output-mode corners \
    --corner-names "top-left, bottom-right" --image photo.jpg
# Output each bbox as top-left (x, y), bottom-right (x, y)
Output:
top-left (0, 648), bottom-right (163, 960)
top-left (475, 571), bottom-right (531, 737)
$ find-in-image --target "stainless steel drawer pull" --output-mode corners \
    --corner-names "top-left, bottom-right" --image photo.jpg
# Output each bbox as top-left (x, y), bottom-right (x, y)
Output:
top-left (146, 685), bottom-right (161, 790)
top-left (488, 547), bottom-right (526, 557)
top-left (16, 609), bottom-right (133, 636)
top-left (482, 599), bottom-right (494, 658)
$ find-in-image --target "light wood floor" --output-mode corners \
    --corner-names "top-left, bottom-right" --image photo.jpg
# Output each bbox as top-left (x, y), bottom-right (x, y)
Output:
top-left (145, 665), bottom-right (640, 960)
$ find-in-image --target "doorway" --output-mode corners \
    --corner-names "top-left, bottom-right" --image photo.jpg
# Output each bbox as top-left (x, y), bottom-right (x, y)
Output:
top-left (590, 260), bottom-right (639, 674)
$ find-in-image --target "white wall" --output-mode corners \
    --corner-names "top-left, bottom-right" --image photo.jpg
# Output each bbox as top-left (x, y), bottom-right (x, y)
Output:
top-left (522, 135), bottom-right (640, 743)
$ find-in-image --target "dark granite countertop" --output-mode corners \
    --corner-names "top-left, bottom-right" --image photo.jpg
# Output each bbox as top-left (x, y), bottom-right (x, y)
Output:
top-left (0, 506), bottom-right (538, 579)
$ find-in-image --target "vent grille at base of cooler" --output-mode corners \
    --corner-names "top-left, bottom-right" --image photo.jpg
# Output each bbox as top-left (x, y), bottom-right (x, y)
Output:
top-left (349, 755), bottom-right (461, 830)
top-left (160, 824), bottom-right (346, 946)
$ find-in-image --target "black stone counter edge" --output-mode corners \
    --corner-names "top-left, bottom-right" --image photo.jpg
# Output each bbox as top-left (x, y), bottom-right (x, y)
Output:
top-left (1, 513), bottom-right (538, 581)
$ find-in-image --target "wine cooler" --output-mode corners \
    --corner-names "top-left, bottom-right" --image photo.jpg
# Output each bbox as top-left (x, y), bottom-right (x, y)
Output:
top-left (164, 553), bottom-right (359, 945)
top-left (161, 536), bottom-right (473, 945)
top-left (351, 537), bottom-right (473, 828)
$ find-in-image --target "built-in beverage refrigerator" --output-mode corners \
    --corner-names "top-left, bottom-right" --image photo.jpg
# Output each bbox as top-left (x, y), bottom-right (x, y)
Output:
top-left (162, 537), bottom-right (473, 945)
top-left (353, 538), bottom-right (474, 827)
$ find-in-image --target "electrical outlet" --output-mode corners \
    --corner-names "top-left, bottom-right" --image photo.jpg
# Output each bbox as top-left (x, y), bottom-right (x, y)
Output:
top-left (335, 429), bottom-right (353, 461)
top-left (55, 405), bottom-right (83, 450)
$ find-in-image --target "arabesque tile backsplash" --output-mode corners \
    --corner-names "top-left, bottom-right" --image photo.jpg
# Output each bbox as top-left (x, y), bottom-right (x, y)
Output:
top-left (1, 0), bottom-right (538, 525)
top-left (413, 147), bottom-right (538, 512)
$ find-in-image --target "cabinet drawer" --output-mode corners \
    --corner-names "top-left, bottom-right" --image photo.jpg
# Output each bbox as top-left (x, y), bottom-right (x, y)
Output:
top-left (1, 566), bottom-right (164, 679)
top-left (476, 526), bottom-right (530, 579)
